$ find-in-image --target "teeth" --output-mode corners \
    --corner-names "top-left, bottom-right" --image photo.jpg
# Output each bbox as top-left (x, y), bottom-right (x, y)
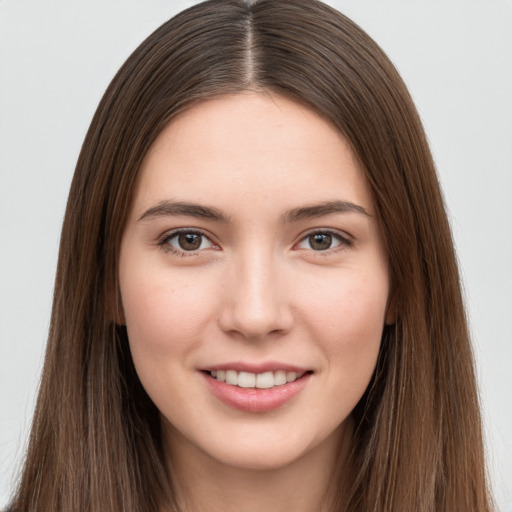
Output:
top-left (209, 369), bottom-right (305, 389)
top-left (256, 371), bottom-right (274, 389)
top-left (238, 371), bottom-right (256, 388)
top-left (274, 370), bottom-right (287, 386)
top-left (226, 370), bottom-right (238, 385)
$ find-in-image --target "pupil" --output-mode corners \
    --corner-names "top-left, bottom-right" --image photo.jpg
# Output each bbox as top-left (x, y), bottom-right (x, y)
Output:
top-left (310, 233), bottom-right (332, 250)
top-left (179, 233), bottom-right (201, 250)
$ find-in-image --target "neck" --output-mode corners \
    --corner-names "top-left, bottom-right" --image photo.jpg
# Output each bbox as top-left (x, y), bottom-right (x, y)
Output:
top-left (162, 419), bottom-right (354, 512)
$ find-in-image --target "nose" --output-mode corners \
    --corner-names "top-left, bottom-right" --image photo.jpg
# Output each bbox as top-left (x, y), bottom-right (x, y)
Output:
top-left (218, 250), bottom-right (294, 340)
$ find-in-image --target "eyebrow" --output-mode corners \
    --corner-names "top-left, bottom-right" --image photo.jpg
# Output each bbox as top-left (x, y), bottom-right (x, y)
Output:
top-left (281, 200), bottom-right (371, 223)
top-left (138, 199), bottom-right (370, 223)
top-left (138, 200), bottom-right (231, 222)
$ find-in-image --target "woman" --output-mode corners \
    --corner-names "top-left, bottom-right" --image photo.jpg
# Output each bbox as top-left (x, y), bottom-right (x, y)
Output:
top-left (7, 0), bottom-right (494, 511)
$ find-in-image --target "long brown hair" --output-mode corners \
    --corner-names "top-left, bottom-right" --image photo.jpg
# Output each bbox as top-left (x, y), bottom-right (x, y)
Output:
top-left (9, 1), bottom-right (493, 511)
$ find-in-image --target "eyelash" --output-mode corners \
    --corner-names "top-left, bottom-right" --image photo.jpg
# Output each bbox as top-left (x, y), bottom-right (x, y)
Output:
top-left (297, 228), bottom-right (353, 254)
top-left (157, 228), bottom-right (353, 257)
top-left (157, 228), bottom-right (216, 257)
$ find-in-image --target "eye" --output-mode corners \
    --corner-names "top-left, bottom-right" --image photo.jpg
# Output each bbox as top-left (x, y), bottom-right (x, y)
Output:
top-left (159, 229), bottom-right (215, 255)
top-left (296, 230), bottom-right (351, 251)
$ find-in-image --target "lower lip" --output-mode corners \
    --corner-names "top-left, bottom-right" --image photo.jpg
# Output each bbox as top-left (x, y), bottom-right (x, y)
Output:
top-left (202, 372), bottom-right (311, 413)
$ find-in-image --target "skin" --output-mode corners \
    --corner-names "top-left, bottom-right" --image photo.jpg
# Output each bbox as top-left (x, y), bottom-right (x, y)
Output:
top-left (119, 92), bottom-right (392, 512)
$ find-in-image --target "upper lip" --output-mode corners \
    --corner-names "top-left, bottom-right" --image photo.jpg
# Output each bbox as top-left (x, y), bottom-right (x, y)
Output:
top-left (199, 362), bottom-right (312, 374)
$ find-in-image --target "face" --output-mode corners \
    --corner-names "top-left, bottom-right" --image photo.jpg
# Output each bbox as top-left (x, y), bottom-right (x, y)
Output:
top-left (119, 92), bottom-right (391, 472)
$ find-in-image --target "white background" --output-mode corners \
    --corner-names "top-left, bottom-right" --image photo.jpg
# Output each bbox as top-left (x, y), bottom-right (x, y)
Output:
top-left (0, 0), bottom-right (511, 509)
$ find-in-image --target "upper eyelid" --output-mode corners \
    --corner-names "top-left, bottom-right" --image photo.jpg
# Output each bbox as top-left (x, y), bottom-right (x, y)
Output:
top-left (293, 229), bottom-right (354, 255)
top-left (158, 227), bottom-right (215, 244)
top-left (296, 227), bottom-right (353, 243)
top-left (157, 229), bottom-right (219, 257)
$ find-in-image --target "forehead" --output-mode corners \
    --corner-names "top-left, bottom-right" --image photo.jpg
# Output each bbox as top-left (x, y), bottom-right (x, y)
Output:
top-left (131, 92), bottom-right (374, 218)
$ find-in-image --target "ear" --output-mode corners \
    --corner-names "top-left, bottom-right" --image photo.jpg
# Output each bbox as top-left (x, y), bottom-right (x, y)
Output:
top-left (385, 290), bottom-right (398, 326)
top-left (106, 283), bottom-right (126, 326)
top-left (114, 302), bottom-right (126, 326)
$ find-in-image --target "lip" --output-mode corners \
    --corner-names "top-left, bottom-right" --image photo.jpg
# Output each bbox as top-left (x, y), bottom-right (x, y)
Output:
top-left (201, 368), bottom-right (312, 413)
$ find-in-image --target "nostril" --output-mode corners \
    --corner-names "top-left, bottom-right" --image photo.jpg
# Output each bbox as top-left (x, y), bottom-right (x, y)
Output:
top-left (218, 303), bottom-right (294, 341)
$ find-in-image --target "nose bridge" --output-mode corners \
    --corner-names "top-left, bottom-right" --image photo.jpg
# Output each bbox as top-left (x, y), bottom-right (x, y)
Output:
top-left (219, 243), bottom-right (292, 339)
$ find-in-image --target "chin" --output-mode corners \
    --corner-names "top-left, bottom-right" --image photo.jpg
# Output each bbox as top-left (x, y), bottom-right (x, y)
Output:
top-left (163, 412), bottom-right (346, 474)
top-left (209, 443), bottom-right (310, 472)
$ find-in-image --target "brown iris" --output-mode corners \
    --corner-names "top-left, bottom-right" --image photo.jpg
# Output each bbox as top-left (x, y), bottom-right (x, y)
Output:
top-left (309, 233), bottom-right (333, 251)
top-left (178, 233), bottom-right (202, 250)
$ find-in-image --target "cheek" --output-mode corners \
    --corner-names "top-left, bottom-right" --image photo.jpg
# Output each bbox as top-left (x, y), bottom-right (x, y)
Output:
top-left (120, 264), bottom-right (217, 359)
top-left (296, 268), bottom-right (388, 370)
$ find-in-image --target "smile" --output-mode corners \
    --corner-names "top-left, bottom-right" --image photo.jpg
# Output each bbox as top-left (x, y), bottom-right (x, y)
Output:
top-left (209, 369), bottom-right (305, 389)
top-left (202, 366), bottom-right (312, 413)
